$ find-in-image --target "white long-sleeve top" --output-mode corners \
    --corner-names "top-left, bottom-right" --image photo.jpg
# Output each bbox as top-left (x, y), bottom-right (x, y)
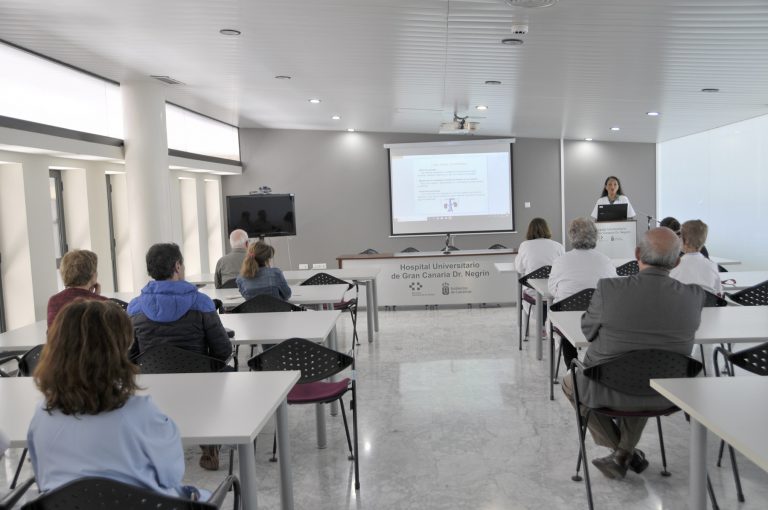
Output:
top-left (590, 195), bottom-right (636, 219)
top-left (548, 248), bottom-right (618, 303)
top-left (515, 238), bottom-right (565, 298)
top-left (670, 252), bottom-right (722, 295)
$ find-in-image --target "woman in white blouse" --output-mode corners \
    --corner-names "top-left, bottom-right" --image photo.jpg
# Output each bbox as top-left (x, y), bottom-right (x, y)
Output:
top-left (515, 217), bottom-right (565, 288)
top-left (590, 176), bottom-right (636, 220)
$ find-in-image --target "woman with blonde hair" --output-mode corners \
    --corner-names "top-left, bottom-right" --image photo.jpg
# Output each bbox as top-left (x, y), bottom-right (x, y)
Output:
top-left (236, 241), bottom-right (291, 300)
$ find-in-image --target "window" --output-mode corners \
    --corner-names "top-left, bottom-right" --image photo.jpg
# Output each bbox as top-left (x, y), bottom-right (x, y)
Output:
top-left (166, 103), bottom-right (240, 161)
top-left (49, 170), bottom-right (68, 267)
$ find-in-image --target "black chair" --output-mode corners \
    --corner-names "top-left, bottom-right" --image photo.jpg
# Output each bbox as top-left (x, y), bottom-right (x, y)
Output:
top-left (7, 345), bottom-right (44, 489)
top-left (488, 244), bottom-right (507, 250)
top-left (726, 279), bottom-right (768, 306)
top-left (219, 278), bottom-right (238, 289)
top-left (359, 248), bottom-right (378, 255)
top-left (300, 272), bottom-right (360, 346)
top-left (248, 338), bottom-right (360, 490)
top-left (517, 265), bottom-right (552, 350)
top-left (400, 247), bottom-right (419, 253)
top-left (5, 475), bottom-right (240, 510)
top-left (108, 298), bottom-right (129, 311)
top-left (229, 294), bottom-right (305, 357)
top-left (697, 292), bottom-right (728, 376)
top-left (712, 342), bottom-right (768, 504)
top-left (570, 350), bottom-right (704, 510)
top-left (615, 260), bottom-right (639, 276)
top-left (547, 288), bottom-right (595, 400)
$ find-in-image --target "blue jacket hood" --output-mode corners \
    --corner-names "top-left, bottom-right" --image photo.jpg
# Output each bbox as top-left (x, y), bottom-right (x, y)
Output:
top-left (127, 280), bottom-right (215, 322)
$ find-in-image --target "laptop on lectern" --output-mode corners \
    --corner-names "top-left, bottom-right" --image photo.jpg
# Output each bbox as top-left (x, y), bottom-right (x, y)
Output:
top-left (597, 203), bottom-right (628, 222)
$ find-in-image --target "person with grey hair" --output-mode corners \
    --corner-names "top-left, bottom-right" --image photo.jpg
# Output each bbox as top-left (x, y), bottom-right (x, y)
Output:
top-left (548, 217), bottom-right (617, 368)
top-left (670, 220), bottom-right (721, 295)
top-left (562, 227), bottom-right (705, 480)
top-left (214, 229), bottom-right (249, 288)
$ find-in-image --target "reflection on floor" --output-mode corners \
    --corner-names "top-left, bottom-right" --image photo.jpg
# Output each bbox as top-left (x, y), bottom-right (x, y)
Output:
top-left (3, 306), bottom-right (767, 509)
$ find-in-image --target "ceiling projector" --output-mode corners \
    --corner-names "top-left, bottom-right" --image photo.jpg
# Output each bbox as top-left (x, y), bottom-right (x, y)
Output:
top-left (438, 115), bottom-right (479, 134)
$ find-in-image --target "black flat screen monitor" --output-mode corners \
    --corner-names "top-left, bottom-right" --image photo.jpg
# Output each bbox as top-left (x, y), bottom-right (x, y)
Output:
top-left (226, 194), bottom-right (296, 237)
top-left (597, 203), bottom-right (628, 222)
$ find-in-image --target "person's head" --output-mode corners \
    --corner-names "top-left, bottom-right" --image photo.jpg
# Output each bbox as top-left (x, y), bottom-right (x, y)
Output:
top-left (568, 217), bottom-right (598, 250)
top-left (526, 218), bottom-right (552, 240)
top-left (636, 227), bottom-right (682, 270)
top-left (659, 216), bottom-right (681, 235)
top-left (240, 241), bottom-right (275, 278)
top-left (229, 229), bottom-right (249, 250)
top-left (146, 243), bottom-right (184, 281)
top-left (59, 250), bottom-right (98, 288)
top-left (680, 220), bottom-right (708, 251)
top-left (600, 176), bottom-right (624, 199)
top-left (34, 300), bottom-right (139, 415)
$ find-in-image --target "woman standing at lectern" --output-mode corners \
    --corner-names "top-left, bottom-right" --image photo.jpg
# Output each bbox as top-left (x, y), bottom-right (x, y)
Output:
top-left (590, 175), bottom-right (636, 220)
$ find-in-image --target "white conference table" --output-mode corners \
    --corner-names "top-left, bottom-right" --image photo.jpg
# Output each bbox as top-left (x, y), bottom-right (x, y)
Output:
top-left (548, 306), bottom-right (768, 400)
top-left (721, 270), bottom-right (768, 291)
top-left (186, 273), bottom-right (215, 285)
top-left (283, 268), bottom-right (381, 343)
top-left (0, 371), bottom-right (300, 510)
top-left (493, 263), bottom-right (523, 347)
top-left (610, 256), bottom-right (741, 267)
top-left (0, 320), bottom-right (47, 352)
top-left (650, 377), bottom-right (768, 510)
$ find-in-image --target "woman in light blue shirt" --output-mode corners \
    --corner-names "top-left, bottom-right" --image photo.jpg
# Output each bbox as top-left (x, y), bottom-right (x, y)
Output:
top-left (237, 241), bottom-right (292, 300)
top-left (27, 300), bottom-right (203, 500)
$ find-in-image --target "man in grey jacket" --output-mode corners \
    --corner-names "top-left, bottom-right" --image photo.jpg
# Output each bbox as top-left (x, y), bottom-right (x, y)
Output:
top-left (562, 227), bottom-right (705, 479)
top-left (214, 229), bottom-right (249, 288)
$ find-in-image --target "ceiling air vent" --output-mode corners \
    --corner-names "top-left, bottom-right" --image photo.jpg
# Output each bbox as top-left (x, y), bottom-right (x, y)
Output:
top-left (150, 75), bottom-right (185, 85)
top-left (504, 0), bottom-right (558, 8)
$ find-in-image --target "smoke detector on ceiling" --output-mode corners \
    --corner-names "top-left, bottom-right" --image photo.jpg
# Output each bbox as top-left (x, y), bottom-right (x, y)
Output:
top-left (511, 24), bottom-right (529, 35)
top-left (504, 0), bottom-right (558, 8)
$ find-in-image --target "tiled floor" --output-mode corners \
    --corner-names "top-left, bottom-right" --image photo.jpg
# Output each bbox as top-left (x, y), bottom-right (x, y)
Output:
top-left (2, 306), bottom-right (767, 509)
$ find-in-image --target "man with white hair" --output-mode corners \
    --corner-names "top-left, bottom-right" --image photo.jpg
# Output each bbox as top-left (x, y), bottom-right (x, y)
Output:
top-left (214, 229), bottom-right (249, 288)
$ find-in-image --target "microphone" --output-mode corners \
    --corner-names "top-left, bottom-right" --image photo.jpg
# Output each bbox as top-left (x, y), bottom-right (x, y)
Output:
top-left (636, 211), bottom-right (660, 231)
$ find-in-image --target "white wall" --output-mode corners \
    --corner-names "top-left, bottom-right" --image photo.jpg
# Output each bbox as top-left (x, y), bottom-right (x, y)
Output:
top-left (658, 114), bottom-right (768, 270)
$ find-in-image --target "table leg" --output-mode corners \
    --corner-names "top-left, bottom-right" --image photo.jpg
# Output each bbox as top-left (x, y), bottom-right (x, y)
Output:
top-left (328, 325), bottom-right (339, 416)
top-left (549, 322), bottom-right (555, 400)
top-left (371, 278), bottom-right (379, 332)
top-left (276, 401), bottom-right (295, 510)
top-left (238, 442), bottom-right (259, 509)
top-left (535, 290), bottom-right (543, 360)
top-left (689, 418), bottom-right (708, 510)
top-left (516, 277), bottom-right (523, 348)
top-left (363, 281), bottom-right (374, 343)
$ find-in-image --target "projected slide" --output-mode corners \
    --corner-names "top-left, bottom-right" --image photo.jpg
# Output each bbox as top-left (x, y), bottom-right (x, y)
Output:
top-left (388, 141), bottom-right (514, 236)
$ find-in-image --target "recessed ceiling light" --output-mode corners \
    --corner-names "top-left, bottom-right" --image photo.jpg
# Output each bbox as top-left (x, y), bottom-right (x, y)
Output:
top-left (501, 38), bottom-right (524, 46)
top-left (274, 75), bottom-right (291, 80)
top-left (476, 105), bottom-right (488, 111)
top-left (584, 138), bottom-right (593, 141)
top-left (219, 29), bottom-right (241, 36)
top-left (610, 126), bottom-right (621, 131)
top-left (331, 115), bottom-right (341, 120)
top-left (485, 80), bottom-right (502, 85)
top-left (308, 98), bottom-right (321, 104)
top-left (701, 88), bottom-right (720, 93)
top-left (347, 128), bottom-right (355, 132)
top-left (646, 111), bottom-right (660, 116)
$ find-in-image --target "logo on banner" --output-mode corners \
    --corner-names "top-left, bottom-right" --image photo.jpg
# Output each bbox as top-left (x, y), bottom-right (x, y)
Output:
top-left (408, 282), bottom-right (423, 291)
top-left (442, 282), bottom-right (450, 295)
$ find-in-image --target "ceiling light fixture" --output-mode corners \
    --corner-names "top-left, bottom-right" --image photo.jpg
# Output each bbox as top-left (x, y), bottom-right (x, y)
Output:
top-left (646, 111), bottom-right (660, 116)
top-left (610, 126), bottom-right (620, 131)
top-left (274, 75), bottom-right (291, 80)
top-left (484, 80), bottom-right (502, 85)
top-left (331, 115), bottom-right (341, 120)
top-left (476, 105), bottom-right (488, 111)
top-left (701, 88), bottom-right (719, 93)
top-left (501, 38), bottom-right (524, 46)
top-left (219, 29), bottom-right (241, 36)
top-left (308, 98), bottom-right (321, 104)
top-left (347, 128), bottom-right (355, 132)
top-left (584, 138), bottom-right (593, 141)
top-left (504, 0), bottom-right (559, 7)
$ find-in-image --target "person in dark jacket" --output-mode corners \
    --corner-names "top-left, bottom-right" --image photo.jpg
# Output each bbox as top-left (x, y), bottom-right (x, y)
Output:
top-left (127, 243), bottom-right (232, 472)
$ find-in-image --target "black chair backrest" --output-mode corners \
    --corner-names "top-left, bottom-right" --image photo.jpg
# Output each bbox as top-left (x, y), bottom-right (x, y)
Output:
top-left (488, 244), bottom-right (507, 250)
top-left (401, 247), bottom-right (419, 253)
top-left (230, 294), bottom-right (303, 313)
top-left (727, 280), bottom-right (768, 306)
top-left (20, 476), bottom-right (216, 510)
top-left (723, 342), bottom-right (768, 376)
top-left (132, 344), bottom-right (225, 374)
top-left (300, 272), bottom-right (354, 291)
top-left (108, 298), bottom-right (129, 311)
top-left (359, 248), bottom-right (378, 255)
top-left (219, 278), bottom-right (238, 289)
top-left (18, 345), bottom-right (44, 377)
top-left (703, 291), bottom-right (727, 307)
top-left (550, 288), bottom-right (595, 312)
top-left (583, 349), bottom-right (703, 397)
top-left (248, 337), bottom-right (353, 384)
top-left (615, 260), bottom-right (639, 276)
top-left (518, 265), bottom-right (552, 289)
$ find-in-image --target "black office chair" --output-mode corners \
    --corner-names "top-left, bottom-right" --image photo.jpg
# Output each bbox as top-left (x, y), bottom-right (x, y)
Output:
top-left (108, 298), bottom-right (129, 311)
top-left (726, 279), bottom-right (768, 306)
top-left (570, 350), bottom-right (705, 510)
top-left (488, 244), bottom-right (507, 250)
top-left (248, 337), bottom-right (360, 490)
top-left (228, 294), bottom-right (305, 356)
top-left (7, 345), bottom-right (44, 489)
top-left (4, 475), bottom-right (240, 510)
top-left (712, 342), bottom-right (768, 504)
top-left (548, 288), bottom-right (595, 400)
top-left (300, 272), bottom-right (360, 346)
top-left (615, 260), bottom-right (639, 276)
top-left (517, 265), bottom-right (552, 350)
top-left (697, 291), bottom-right (728, 376)
top-left (400, 247), bottom-right (419, 253)
top-left (219, 278), bottom-right (238, 289)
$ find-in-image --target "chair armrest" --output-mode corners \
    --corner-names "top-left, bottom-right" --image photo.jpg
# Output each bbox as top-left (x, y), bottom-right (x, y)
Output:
top-left (208, 475), bottom-right (240, 509)
top-left (569, 358), bottom-right (586, 372)
top-left (0, 477), bottom-right (36, 508)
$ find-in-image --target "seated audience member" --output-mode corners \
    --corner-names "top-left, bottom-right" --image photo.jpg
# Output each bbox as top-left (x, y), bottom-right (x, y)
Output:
top-left (47, 249), bottom-right (108, 327)
top-left (515, 217), bottom-right (565, 299)
top-left (28, 300), bottom-right (206, 500)
top-left (214, 229), bottom-right (249, 288)
top-left (128, 243), bottom-right (231, 471)
top-left (548, 217), bottom-right (617, 368)
top-left (659, 216), bottom-right (680, 235)
top-left (236, 241), bottom-right (292, 301)
top-left (562, 227), bottom-right (705, 479)
top-left (670, 220), bottom-right (722, 295)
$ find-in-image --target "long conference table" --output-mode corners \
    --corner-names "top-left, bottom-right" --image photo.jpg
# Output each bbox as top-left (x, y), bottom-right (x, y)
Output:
top-left (0, 371), bottom-right (300, 510)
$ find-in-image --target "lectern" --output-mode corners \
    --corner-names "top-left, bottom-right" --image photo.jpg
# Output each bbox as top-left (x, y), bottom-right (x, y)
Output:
top-left (595, 220), bottom-right (636, 258)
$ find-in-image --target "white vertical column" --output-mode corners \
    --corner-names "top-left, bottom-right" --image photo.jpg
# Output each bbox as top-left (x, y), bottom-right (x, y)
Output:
top-left (122, 80), bottom-right (171, 291)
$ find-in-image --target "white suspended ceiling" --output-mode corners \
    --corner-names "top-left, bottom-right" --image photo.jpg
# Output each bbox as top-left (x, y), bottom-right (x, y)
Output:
top-left (1, 0), bottom-right (767, 143)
